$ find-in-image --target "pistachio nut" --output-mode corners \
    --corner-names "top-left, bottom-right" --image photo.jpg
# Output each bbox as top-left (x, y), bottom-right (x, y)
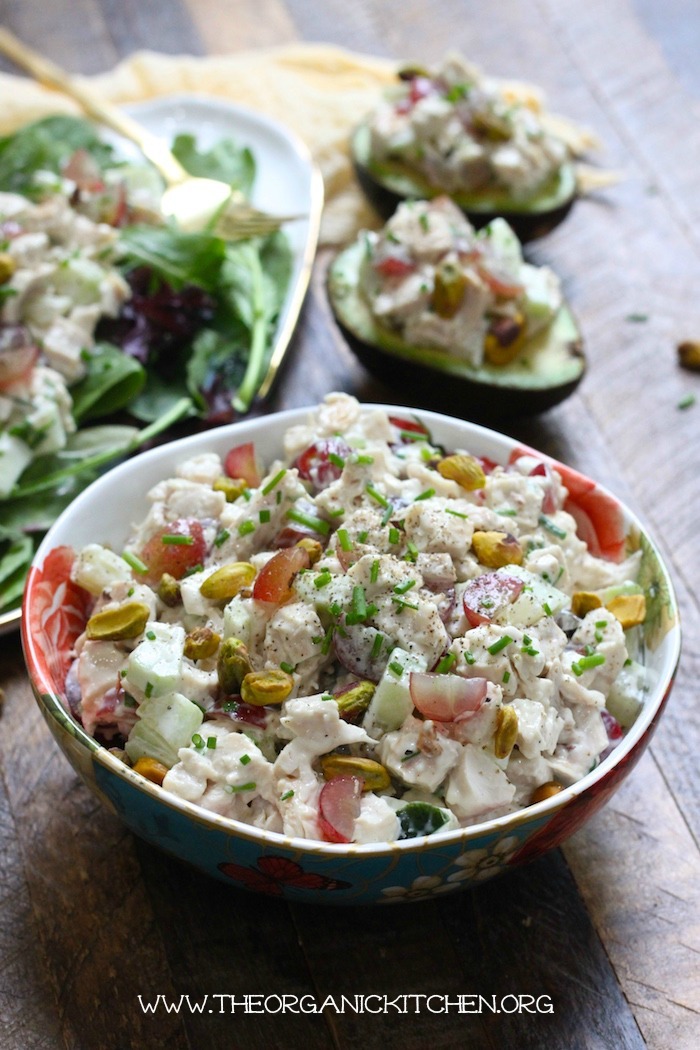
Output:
top-left (133, 756), bottom-right (169, 785)
top-left (0, 251), bottom-right (16, 285)
top-left (85, 600), bottom-right (150, 641)
top-left (184, 626), bottom-right (221, 661)
top-left (484, 312), bottom-right (525, 366)
top-left (295, 537), bottom-right (324, 565)
top-left (678, 340), bottom-right (700, 372)
top-left (200, 561), bottom-right (256, 602)
top-left (432, 260), bottom-right (468, 319)
top-left (157, 572), bottom-right (181, 607)
top-left (472, 530), bottom-right (523, 568)
top-left (240, 668), bottom-right (294, 706)
top-left (530, 781), bottom-right (564, 804)
top-left (437, 453), bottom-right (486, 491)
top-left (217, 637), bottom-right (253, 694)
top-left (571, 591), bottom-right (602, 618)
top-left (494, 705), bottom-right (519, 760)
top-left (605, 592), bottom-right (646, 630)
top-left (213, 476), bottom-right (248, 502)
top-left (320, 755), bottom-right (391, 791)
top-left (335, 680), bottom-right (376, 721)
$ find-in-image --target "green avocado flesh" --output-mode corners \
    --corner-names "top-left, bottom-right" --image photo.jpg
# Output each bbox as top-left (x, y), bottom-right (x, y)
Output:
top-left (328, 239), bottom-right (586, 418)
top-left (351, 123), bottom-right (577, 239)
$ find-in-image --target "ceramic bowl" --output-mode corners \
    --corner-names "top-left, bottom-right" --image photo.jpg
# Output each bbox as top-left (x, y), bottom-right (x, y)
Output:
top-left (21, 406), bottom-right (680, 905)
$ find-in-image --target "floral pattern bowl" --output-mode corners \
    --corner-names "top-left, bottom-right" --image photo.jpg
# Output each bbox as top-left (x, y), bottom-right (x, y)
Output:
top-left (21, 406), bottom-right (680, 905)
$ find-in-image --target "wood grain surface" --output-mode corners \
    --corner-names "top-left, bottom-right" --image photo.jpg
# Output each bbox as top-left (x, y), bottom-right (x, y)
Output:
top-left (1, 1), bottom-right (699, 1048)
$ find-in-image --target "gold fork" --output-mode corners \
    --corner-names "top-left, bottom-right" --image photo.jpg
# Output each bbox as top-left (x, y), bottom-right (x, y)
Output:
top-left (0, 28), bottom-right (302, 240)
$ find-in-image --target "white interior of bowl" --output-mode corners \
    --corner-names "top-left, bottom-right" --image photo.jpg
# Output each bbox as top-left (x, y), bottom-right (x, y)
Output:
top-left (25, 404), bottom-right (681, 857)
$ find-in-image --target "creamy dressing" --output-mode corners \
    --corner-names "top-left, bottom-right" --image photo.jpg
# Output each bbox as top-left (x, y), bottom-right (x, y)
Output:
top-left (69, 394), bottom-right (646, 843)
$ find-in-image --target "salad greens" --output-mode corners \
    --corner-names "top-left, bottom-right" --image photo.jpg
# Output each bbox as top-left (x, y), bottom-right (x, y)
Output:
top-left (0, 115), bottom-right (293, 616)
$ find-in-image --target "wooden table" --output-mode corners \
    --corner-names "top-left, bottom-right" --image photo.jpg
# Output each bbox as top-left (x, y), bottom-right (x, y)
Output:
top-left (1, 2), bottom-right (699, 1047)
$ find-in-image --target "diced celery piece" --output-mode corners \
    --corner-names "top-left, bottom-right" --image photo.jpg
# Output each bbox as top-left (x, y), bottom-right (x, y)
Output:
top-left (494, 565), bottom-right (568, 627)
top-left (363, 647), bottom-right (426, 738)
top-left (607, 660), bottom-right (653, 728)
top-left (223, 595), bottom-right (254, 646)
top-left (125, 690), bottom-right (203, 768)
top-left (126, 621), bottom-right (185, 697)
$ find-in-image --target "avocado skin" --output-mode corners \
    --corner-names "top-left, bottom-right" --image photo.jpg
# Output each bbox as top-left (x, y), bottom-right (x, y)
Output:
top-left (351, 123), bottom-right (576, 243)
top-left (327, 242), bottom-right (586, 421)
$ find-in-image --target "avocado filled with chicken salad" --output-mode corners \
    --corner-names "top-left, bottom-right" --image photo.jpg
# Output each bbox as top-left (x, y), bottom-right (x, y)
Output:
top-left (66, 394), bottom-right (649, 845)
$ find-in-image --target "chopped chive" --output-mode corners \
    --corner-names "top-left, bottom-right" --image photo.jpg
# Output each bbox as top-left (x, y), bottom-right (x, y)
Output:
top-left (280, 661), bottom-right (295, 674)
top-left (240, 753), bottom-right (252, 765)
top-left (365, 483), bottom-right (390, 508)
top-left (259, 509), bottom-right (271, 524)
top-left (336, 528), bottom-right (352, 551)
top-left (192, 733), bottom-right (204, 748)
top-left (162, 534), bottom-right (194, 545)
top-left (346, 585), bottom-right (369, 625)
top-left (389, 660), bottom-right (404, 677)
top-left (144, 681), bottom-right (153, 698)
top-left (328, 507), bottom-right (345, 518)
top-left (321, 625), bottom-right (335, 654)
top-left (286, 508), bottom-right (330, 535)
top-left (595, 620), bottom-right (608, 629)
top-left (227, 781), bottom-right (257, 793)
top-left (404, 541), bottom-right (419, 563)
top-left (502, 670), bottom-right (511, 683)
top-left (399, 430), bottom-right (427, 443)
top-left (123, 694), bottom-right (136, 708)
top-left (538, 514), bottom-right (567, 540)
top-left (381, 503), bottom-right (394, 526)
top-left (206, 736), bottom-right (217, 750)
top-left (370, 559), bottom-right (380, 583)
top-left (127, 587), bottom-right (134, 597)
top-left (358, 530), bottom-right (369, 543)
top-left (371, 632), bottom-right (384, 659)
top-left (146, 630), bottom-right (156, 641)
top-left (389, 526), bottom-right (400, 544)
top-left (241, 488), bottom-right (252, 502)
top-left (314, 570), bottom-right (332, 589)
top-left (393, 578), bottom-right (416, 595)
top-left (624, 657), bottom-right (632, 667)
top-left (262, 468), bottom-right (287, 495)
top-left (400, 749), bottom-right (421, 762)
top-left (122, 550), bottom-right (148, 574)
top-left (487, 635), bottom-right (513, 655)
top-left (280, 789), bottom-right (295, 801)
top-left (543, 602), bottom-right (553, 616)
top-left (392, 596), bottom-right (419, 611)
top-left (329, 601), bottom-right (343, 618)
top-left (523, 635), bottom-right (532, 645)
top-left (572, 653), bottom-right (606, 676)
top-left (328, 452), bottom-right (346, 468)
top-left (214, 529), bottom-right (230, 548)
top-left (435, 652), bottom-right (457, 674)
top-left (496, 508), bottom-right (517, 517)
top-left (238, 521), bottom-right (256, 536)
top-left (445, 508), bottom-right (468, 519)
top-left (626, 313), bottom-right (648, 323)
top-left (595, 631), bottom-right (603, 643)
top-left (183, 563), bottom-right (203, 577)
top-left (353, 453), bottom-right (374, 465)
top-left (321, 693), bottom-right (334, 702)
top-left (276, 490), bottom-right (282, 505)
top-left (678, 393), bottom-right (696, 410)
top-left (521, 646), bottom-right (539, 657)
top-left (464, 651), bottom-right (476, 665)
top-left (414, 488), bottom-right (435, 502)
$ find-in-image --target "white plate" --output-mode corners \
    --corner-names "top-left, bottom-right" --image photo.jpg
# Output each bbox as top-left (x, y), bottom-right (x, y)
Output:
top-left (0, 95), bottom-right (323, 635)
top-left (119, 95), bottom-right (324, 400)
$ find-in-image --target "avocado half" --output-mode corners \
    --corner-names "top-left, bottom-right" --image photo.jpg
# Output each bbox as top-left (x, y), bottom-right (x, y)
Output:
top-left (351, 123), bottom-right (578, 242)
top-left (327, 239), bottom-right (585, 420)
